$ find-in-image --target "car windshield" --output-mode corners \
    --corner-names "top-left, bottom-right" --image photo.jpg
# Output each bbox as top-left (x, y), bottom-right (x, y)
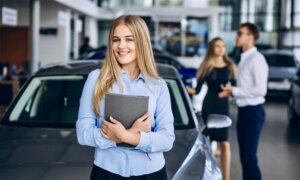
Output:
top-left (265, 54), bottom-right (296, 67)
top-left (6, 76), bottom-right (85, 127)
top-left (3, 75), bottom-right (193, 129)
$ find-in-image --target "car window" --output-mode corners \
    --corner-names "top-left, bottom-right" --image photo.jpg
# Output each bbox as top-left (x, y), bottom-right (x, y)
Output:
top-left (4, 76), bottom-right (194, 129)
top-left (265, 54), bottom-right (296, 67)
top-left (7, 76), bottom-right (85, 127)
top-left (165, 79), bottom-right (190, 127)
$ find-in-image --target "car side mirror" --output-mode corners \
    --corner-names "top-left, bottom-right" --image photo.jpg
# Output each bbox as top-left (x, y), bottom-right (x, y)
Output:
top-left (206, 114), bottom-right (232, 129)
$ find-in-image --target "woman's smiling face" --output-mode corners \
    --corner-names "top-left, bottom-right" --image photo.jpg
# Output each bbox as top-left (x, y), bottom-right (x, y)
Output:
top-left (112, 24), bottom-right (137, 67)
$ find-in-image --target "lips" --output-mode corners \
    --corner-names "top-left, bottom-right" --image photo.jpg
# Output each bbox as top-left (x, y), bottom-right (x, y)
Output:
top-left (118, 51), bottom-right (130, 57)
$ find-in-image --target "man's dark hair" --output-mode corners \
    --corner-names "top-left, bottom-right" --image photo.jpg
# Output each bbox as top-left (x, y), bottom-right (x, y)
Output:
top-left (239, 22), bottom-right (260, 41)
top-left (83, 36), bottom-right (90, 44)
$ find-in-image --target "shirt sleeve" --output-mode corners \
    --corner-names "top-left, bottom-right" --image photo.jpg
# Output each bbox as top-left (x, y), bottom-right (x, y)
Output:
top-left (195, 76), bottom-right (205, 94)
top-left (230, 78), bottom-right (237, 86)
top-left (76, 69), bottom-right (116, 149)
top-left (135, 81), bottom-right (175, 153)
top-left (232, 56), bottom-right (268, 98)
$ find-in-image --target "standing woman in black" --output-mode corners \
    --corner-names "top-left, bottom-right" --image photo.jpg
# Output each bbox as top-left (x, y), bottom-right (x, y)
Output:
top-left (186, 37), bottom-right (237, 180)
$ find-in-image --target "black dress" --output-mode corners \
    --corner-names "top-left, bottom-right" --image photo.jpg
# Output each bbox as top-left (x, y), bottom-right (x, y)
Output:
top-left (195, 66), bottom-right (236, 142)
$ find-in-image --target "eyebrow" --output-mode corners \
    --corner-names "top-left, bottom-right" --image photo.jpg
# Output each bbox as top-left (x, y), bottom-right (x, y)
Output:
top-left (112, 35), bottom-right (134, 38)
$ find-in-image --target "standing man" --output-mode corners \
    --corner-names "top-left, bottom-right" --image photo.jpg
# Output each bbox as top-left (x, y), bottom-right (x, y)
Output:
top-left (219, 22), bottom-right (268, 180)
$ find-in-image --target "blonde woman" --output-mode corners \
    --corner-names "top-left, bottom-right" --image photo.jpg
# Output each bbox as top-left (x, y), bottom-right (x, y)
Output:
top-left (187, 37), bottom-right (237, 180)
top-left (76, 15), bottom-right (174, 179)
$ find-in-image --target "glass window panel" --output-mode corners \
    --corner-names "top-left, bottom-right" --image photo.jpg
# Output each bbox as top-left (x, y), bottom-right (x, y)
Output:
top-left (285, 0), bottom-right (292, 28)
top-left (158, 22), bottom-right (182, 56)
top-left (186, 17), bottom-right (209, 57)
top-left (294, 13), bottom-right (300, 27)
top-left (241, 0), bottom-right (248, 22)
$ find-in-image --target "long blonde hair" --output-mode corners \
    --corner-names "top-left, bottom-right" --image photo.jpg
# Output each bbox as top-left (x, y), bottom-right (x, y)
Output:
top-left (196, 37), bottom-right (237, 80)
top-left (93, 15), bottom-right (159, 116)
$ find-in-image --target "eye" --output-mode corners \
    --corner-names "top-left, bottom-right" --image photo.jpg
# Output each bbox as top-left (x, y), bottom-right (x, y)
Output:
top-left (126, 38), bottom-right (134, 42)
top-left (112, 38), bottom-right (120, 43)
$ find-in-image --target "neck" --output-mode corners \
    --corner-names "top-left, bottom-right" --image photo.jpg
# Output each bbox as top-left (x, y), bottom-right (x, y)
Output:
top-left (122, 63), bottom-right (140, 80)
top-left (242, 43), bottom-right (255, 52)
top-left (214, 56), bottom-right (226, 66)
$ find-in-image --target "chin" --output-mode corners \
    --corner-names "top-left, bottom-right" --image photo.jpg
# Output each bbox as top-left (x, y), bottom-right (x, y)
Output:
top-left (117, 57), bottom-right (132, 63)
top-left (117, 60), bottom-right (136, 66)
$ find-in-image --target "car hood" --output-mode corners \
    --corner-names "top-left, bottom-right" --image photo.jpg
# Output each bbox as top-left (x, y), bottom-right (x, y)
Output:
top-left (0, 126), bottom-right (199, 180)
top-left (0, 126), bottom-right (93, 180)
top-left (269, 67), bottom-right (297, 80)
top-left (165, 128), bottom-right (199, 178)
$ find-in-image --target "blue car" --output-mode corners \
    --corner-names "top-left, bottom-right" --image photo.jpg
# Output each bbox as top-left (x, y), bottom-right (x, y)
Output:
top-left (154, 53), bottom-right (197, 87)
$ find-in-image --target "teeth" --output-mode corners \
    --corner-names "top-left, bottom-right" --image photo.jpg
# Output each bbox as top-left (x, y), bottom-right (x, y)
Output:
top-left (119, 52), bottom-right (129, 55)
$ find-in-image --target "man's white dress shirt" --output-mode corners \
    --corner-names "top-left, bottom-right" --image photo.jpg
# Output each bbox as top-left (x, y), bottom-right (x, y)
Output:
top-left (232, 47), bottom-right (269, 107)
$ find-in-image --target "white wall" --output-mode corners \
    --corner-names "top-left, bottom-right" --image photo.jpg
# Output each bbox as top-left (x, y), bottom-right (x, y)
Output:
top-left (1, 0), bottom-right (102, 66)
top-left (39, 1), bottom-right (71, 66)
top-left (84, 16), bottom-right (98, 48)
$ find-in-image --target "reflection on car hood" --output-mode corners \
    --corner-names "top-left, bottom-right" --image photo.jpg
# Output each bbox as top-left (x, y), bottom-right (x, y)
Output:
top-left (269, 67), bottom-right (297, 79)
top-left (0, 126), bottom-right (200, 180)
top-left (165, 129), bottom-right (199, 178)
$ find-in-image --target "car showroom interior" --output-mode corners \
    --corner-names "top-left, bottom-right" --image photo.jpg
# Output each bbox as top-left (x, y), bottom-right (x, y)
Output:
top-left (0, 0), bottom-right (300, 180)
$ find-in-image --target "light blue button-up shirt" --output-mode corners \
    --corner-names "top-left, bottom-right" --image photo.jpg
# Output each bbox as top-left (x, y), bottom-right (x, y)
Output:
top-left (76, 69), bottom-right (175, 177)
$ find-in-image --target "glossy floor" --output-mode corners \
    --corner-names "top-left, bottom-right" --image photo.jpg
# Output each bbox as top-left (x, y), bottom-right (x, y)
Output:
top-left (212, 101), bottom-right (300, 180)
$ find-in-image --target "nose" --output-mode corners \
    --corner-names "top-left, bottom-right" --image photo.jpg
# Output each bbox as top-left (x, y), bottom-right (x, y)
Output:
top-left (118, 39), bottom-right (126, 48)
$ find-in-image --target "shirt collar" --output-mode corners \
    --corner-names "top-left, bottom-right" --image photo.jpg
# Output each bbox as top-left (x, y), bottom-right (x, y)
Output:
top-left (241, 46), bottom-right (257, 60)
top-left (121, 69), bottom-right (145, 82)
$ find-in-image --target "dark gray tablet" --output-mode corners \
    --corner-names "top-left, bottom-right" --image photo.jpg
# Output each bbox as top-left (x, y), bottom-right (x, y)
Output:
top-left (104, 93), bottom-right (149, 129)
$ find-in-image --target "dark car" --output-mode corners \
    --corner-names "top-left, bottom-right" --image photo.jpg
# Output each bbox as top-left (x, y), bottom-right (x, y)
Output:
top-left (261, 50), bottom-right (298, 98)
top-left (288, 66), bottom-right (300, 125)
top-left (0, 61), bottom-right (222, 180)
top-left (79, 45), bottom-right (107, 60)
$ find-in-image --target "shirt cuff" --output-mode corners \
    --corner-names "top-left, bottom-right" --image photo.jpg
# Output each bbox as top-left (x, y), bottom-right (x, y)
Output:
top-left (135, 131), bottom-right (151, 152)
top-left (232, 87), bottom-right (240, 97)
top-left (93, 127), bottom-right (116, 148)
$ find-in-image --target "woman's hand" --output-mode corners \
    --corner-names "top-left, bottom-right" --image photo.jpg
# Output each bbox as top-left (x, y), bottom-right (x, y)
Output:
top-left (186, 86), bottom-right (196, 95)
top-left (129, 113), bottom-right (151, 133)
top-left (100, 117), bottom-right (127, 143)
top-left (219, 84), bottom-right (233, 98)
